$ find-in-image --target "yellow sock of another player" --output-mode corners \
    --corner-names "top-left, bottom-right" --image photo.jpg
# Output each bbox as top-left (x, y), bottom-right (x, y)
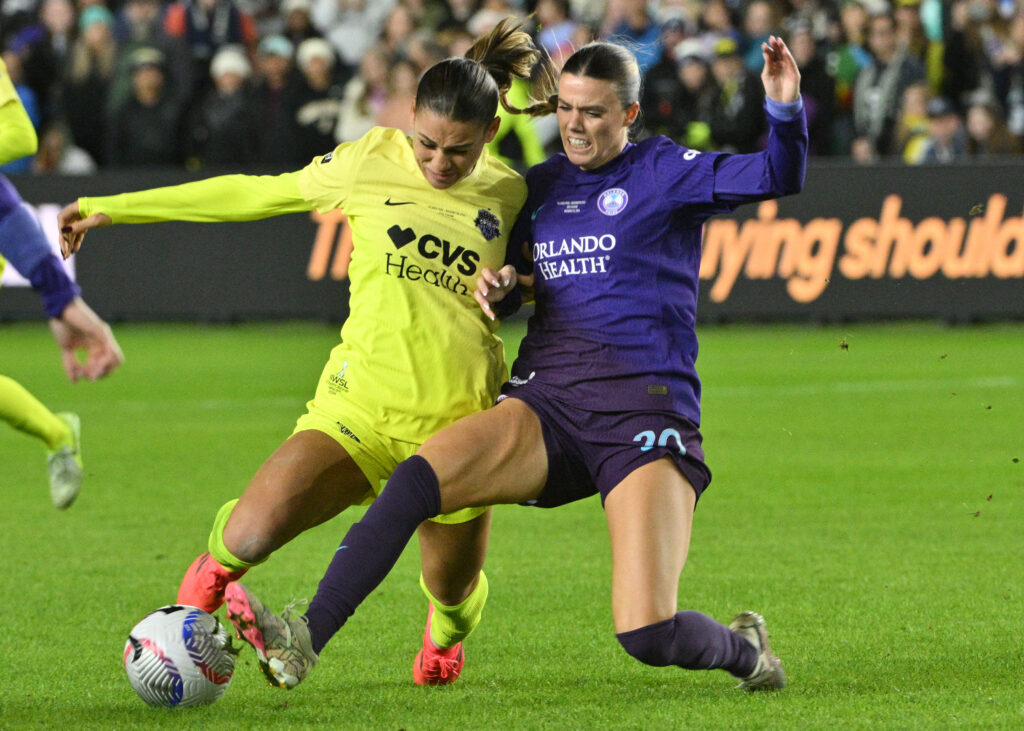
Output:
top-left (178, 499), bottom-right (261, 611)
top-left (207, 499), bottom-right (265, 573)
top-left (0, 375), bottom-right (72, 450)
top-left (419, 570), bottom-right (489, 648)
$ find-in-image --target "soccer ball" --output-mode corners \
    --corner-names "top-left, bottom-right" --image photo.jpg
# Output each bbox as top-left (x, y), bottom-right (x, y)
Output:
top-left (123, 605), bottom-right (236, 707)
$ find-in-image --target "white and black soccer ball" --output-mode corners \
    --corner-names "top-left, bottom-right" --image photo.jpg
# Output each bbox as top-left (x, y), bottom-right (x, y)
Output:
top-left (123, 605), bottom-right (236, 708)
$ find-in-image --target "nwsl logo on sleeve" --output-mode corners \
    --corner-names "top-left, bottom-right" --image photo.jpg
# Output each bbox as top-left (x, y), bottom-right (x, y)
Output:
top-left (598, 188), bottom-right (628, 216)
top-left (475, 209), bottom-right (500, 240)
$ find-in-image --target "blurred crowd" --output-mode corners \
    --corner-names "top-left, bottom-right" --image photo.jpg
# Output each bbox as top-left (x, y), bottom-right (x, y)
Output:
top-left (2, 0), bottom-right (1023, 175)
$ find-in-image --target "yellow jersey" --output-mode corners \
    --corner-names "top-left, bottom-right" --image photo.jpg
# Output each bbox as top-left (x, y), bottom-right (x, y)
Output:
top-left (299, 127), bottom-right (526, 440)
top-left (80, 126), bottom-right (526, 442)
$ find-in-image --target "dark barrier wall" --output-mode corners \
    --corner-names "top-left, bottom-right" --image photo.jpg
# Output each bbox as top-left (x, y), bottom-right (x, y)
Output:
top-left (1, 162), bottom-right (1021, 323)
top-left (699, 160), bottom-right (1024, 322)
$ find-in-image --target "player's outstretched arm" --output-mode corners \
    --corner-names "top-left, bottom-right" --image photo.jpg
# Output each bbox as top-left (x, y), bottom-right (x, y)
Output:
top-left (57, 200), bottom-right (111, 259)
top-left (58, 173), bottom-right (311, 259)
top-left (761, 35), bottom-right (801, 104)
top-left (49, 296), bottom-right (124, 381)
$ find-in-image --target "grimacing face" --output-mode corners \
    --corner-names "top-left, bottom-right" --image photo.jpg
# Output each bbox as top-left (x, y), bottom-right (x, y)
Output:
top-left (411, 108), bottom-right (500, 190)
top-left (556, 73), bottom-right (638, 170)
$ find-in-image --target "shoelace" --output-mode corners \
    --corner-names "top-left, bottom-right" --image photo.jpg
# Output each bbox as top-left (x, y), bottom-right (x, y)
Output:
top-left (432, 656), bottom-right (459, 679)
top-left (280, 598), bottom-right (309, 623)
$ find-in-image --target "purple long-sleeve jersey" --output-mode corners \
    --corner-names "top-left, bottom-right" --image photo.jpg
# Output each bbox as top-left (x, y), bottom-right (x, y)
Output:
top-left (508, 106), bottom-right (807, 425)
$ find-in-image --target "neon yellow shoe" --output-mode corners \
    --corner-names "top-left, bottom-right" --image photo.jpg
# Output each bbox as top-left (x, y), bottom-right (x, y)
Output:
top-left (47, 412), bottom-right (82, 509)
top-left (224, 582), bottom-right (317, 689)
top-left (729, 611), bottom-right (785, 691)
top-left (413, 604), bottom-right (464, 686)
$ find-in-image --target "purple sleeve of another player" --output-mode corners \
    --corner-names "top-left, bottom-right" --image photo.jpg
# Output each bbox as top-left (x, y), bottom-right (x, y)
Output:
top-left (711, 103), bottom-right (808, 204)
top-left (0, 177), bottom-right (81, 317)
top-left (29, 254), bottom-right (81, 318)
top-left (491, 206), bottom-right (532, 318)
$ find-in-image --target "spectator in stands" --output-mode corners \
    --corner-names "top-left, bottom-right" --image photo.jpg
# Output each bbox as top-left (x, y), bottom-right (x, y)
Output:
top-left (372, 54), bottom-right (417, 134)
top-left (788, 20), bottom-right (835, 155)
top-left (1002, 10), bottom-right (1024, 143)
top-left (965, 93), bottom-right (1022, 156)
top-left (163, 0), bottom-right (258, 98)
top-left (697, 0), bottom-right (741, 50)
top-left (187, 44), bottom-right (258, 166)
top-left (404, 30), bottom-right (446, 73)
top-left (741, 0), bottom-right (775, 72)
top-left (782, 0), bottom-right (832, 41)
top-left (106, 46), bottom-right (185, 166)
top-left (942, 1), bottom-right (997, 111)
top-left (279, 0), bottom-right (320, 48)
top-left (602, 0), bottom-right (662, 73)
top-left (675, 39), bottom-right (718, 150)
top-left (110, 0), bottom-right (193, 118)
top-left (314, 0), bottom-right (392, 76)
top-left (62, 5), bottom-right (118, 167)
top-left (535, 0), bottom-right (577, 68)
top-left (894, 81), bottom-right (931, 162)
top-left (828, 0), bottom-right (872, 154)
top-left (378, 2), bottom-right (416, 57)
top-left (293, 37), bottom-right (345, 161)
top-left (33, 120), bottom-right (98, 174)
top-left (908, 95), bottom-right (969, 164)
top-left (251, 33), bottom-right (304, 166)
top-left (893, 0), bottom-right (943, 93)
top-left (983, 5), bottom-right (1024, 128)
top-left (433, 0), bottom-right (475, 34)
top-left (335, 45), bottom-right (388, 142)
top-left (640, 16), bottom-right (696, 143)
top-left (11, 0), bottom-right (75, 124)
top-left (709, 36), bottom-right (765, 152)
top-left (852, 10), bottom-right (924, 158)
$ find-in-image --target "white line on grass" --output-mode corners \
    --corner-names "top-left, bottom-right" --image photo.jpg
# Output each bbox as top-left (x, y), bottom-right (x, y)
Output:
top-left (110, 397), bottom-right (303, 411)
top-left (710, 375), bottom-right (1018, 397)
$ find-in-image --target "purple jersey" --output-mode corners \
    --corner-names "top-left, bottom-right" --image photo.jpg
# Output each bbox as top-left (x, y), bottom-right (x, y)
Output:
top-left (508, 108), bottom-right (807, 425)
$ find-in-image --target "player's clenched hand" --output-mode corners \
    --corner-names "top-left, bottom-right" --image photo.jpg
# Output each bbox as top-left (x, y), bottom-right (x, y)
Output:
top-left (49, 297), bottom-right (124, 382)
top-left (57, 200), bottom-right (112, 259)
top-left (474, 265), bottom-right (517, 321)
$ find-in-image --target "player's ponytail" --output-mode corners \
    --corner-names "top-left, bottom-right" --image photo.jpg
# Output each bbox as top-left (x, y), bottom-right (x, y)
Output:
top-left (415, 16), bottom-right (557, 125)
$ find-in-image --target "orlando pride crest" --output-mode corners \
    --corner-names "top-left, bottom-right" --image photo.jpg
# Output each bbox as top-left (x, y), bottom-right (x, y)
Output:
top-left (475, 209), bottom-right (500, 241)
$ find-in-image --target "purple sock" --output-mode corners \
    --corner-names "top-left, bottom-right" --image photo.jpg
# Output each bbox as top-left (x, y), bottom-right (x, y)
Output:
top-left (304, 455), bottom-right (441, 654)
top-left (616, 611), bottom-right (758, 677)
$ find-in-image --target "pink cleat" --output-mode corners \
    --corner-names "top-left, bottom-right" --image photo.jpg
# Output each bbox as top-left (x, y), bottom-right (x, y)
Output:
top-left (224, 582), bottom-right (317, 689)
top-left (413, 604), bottom-right (464, 686)
top-left (177, 552), bottom-right (248, 613)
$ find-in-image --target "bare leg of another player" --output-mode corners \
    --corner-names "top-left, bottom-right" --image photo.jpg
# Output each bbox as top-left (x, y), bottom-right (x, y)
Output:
top-left (412, 512), bottom-right (491, 684)
top-left (606, 458), bottom-right (783, 688)
top-left (178, 430), bottom-right (373, 611)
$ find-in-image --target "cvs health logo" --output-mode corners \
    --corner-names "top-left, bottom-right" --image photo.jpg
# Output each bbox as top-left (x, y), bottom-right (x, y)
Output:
top-left (386, 224), bottom-right (480, 276)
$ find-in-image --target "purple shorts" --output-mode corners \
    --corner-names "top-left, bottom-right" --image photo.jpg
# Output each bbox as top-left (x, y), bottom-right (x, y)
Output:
top-left (500, 381), bottom-right (712, 509)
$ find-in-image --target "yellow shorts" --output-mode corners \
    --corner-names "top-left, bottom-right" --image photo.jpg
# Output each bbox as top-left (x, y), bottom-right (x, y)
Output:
top-left (293, 399), bottom-right (487, 525)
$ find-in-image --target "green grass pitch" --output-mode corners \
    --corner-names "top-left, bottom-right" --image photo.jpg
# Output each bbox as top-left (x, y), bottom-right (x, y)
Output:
top-left (2, 319), bottom-right (1022, 729)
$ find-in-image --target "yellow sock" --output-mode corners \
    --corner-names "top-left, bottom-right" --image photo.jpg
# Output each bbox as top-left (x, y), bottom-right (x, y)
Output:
top-left (0, 375), bottom-right (70, 450)
top-left (420, 571), bottom-right (489, 648)
top-left (207, 499), bottom-right (264, 572)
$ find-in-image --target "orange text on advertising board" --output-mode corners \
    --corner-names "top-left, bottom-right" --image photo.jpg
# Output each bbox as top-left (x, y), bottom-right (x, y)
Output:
top-left (699, 194), bottom-right (1024, 303)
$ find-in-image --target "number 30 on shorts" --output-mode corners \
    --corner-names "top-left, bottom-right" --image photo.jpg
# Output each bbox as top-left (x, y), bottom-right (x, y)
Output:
top-left (633, 428), bottom-right (686, 454)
